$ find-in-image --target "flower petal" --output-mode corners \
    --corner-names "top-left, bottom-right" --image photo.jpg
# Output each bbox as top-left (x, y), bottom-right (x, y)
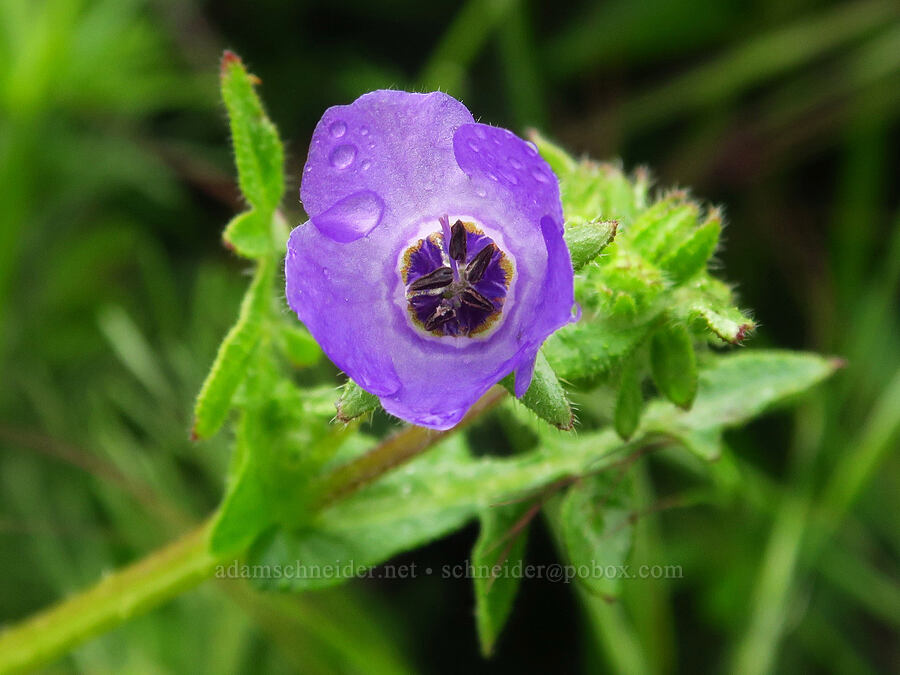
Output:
top-left (452, 123), bottom-right (563, 226)
top-left (301, 90), bottom-right (474, 228)
top-left (311, 190), bottom-right (384, 243)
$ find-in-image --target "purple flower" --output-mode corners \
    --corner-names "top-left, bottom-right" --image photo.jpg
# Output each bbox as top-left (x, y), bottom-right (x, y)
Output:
top-left (285, 90), bottom-right (576, 429)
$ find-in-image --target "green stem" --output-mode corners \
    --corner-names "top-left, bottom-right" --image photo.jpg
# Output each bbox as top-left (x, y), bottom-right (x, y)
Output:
top-left (0, 519), bottom-right (221, 674)
top-left (0, 387), bottom-right (507, 674)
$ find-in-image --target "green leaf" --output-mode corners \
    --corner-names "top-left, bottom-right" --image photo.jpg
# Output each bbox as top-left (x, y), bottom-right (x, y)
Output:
top-left (650, 322), bottom-right (698, 409)
top-left (192, 256), bottom-right (275, 440)
top-left (614, 353), bottom-right (644, 440)
top-left (642, 351), bottom-right (839, 460)
top-left (220, 51), bottom-right (284, 217)
top-left (565, 218), bottom-right (618, 271)
top-left (223, 209), bottom-right (272, 258)
top-left (658, 211), bottom-right (721, 283)
top-left (473, 503), bottom-right (532, 656)
top-left (545, 320), bottom-right (647, 383)
top-left (275, 322), bottom-right (323, 367)
top-left (336, 380), bottom-right (380, 423)
top-left (675, 276), bottom-right (755, 344)
top-left (554, 472), bottom-right (635, 598)
top-left (502, 350), bottom-right (573, 430)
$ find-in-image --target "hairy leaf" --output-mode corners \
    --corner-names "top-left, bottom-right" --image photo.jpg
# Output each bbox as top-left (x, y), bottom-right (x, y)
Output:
top-left (473, 502), bottom-right (532, 656)
top-left (192, 256), bottom-right (274, 440)
top-left (650, 322), bottom-right (698, 409)
top-left (502, 350), bottom-right (573, 430)
top-left (220, 51), bottom-right (284, 222)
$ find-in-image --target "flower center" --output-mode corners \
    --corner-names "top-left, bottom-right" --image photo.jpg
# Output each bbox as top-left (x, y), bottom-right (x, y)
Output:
top-left (400, 216), bottom-right (513, 337)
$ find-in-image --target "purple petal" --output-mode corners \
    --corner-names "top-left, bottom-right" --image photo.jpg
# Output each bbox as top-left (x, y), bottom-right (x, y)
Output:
top-left (301, 90), bottom-right (474, 229)
top-left (312, 190), bottom-right (384, 243)
top-left (452, 123), bottom-right (564, 226)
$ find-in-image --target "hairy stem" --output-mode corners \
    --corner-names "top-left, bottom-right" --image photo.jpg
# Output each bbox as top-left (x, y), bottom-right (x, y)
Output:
top-left (0, 519), bottom-right (220, 674)
top-left (0, 388), bottom-right (506, 674)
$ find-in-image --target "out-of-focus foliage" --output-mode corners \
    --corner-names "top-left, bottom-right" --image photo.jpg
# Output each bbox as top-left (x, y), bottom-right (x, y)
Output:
top-left (1, 0), bottom-right (898, 673)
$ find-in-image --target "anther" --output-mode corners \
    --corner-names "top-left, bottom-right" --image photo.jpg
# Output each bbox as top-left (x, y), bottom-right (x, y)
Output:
top-left (424, 303), bottom-right (456, 331)
top-left (460, 288), bottom-right (494, 312)
top-left (408, 266), bottom-right (453, 292)
top-left (449, 219), bottom-right (467, 262)
top-left (466, 244), bottom-right (496, 283)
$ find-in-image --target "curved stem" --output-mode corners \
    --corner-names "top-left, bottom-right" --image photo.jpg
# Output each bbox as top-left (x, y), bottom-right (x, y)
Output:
top-left (0, 387), bottom-right (507, 674)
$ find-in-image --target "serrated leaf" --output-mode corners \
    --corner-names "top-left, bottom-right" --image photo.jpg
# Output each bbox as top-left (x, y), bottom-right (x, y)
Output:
top-left (650, 322), bottom-right (698, 409)
top-left (564, 218), bottom-right (618, 271)
top-left (473, 502), bottom-right (532, 656)
top-left (658, 213), bottom-right (721, 283)
top-left (544, 320), bottom-right (647, 383)
top-left (632, 202), bottom-right (699, 262)
top-left (642, 351), bottom-right (839, 460)
top-left (220, 51), bottom-right (284, 216)
top-left (223, 209), bottom-right (272, 258)
top-left (336, 380), bottom-right (380, 423)
top-left (276, 322), bottom-right (322, 367)
top-left (502, 350), bottom-right (573, 430)
top-left (192, 256), bottom-right (274, 440)
top-left (674, 276), bottom-right (754, 344)
top-left (555, 472), bottom-right (635, 598)
top-left (614, 353), bottom-right (644, 440)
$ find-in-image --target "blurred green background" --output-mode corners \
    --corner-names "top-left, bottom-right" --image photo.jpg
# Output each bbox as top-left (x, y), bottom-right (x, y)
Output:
top-left (1, 0), bottom-right (898, 672)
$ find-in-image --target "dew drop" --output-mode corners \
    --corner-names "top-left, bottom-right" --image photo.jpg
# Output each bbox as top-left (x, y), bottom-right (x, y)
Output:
top-left (361, 159), bottom-right (371, 171)
top-left (525, 141), bottom-right (538, 156)
top-left (488, 172), bottom-right (499, 182)
top-left (360, 125), bottom-right (369, 135)
top-left (329, 144), bottom-right (357, 169)
top-left (467, 139), bottom-right (479, 152)
top-left (329, 120), bottom-right (347, 138)
top-left (509, 157), bottom-right (523, 170)
top-left (532, 168), bottom-right (548, 183)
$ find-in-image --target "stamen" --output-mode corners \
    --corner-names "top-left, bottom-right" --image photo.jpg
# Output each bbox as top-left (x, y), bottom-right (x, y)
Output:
top-left (402, 221), bottom-right (510, 337)
top-left (449, 219), bottom-right (467, 262)
top-left (424, 303), bottom-right (456, 331)
top-left (408, 266), bottom-right (453, 292)
top-left (461, 288), bottom-right (495, 312)
top-left (466, 243), bottom-right (496, 283)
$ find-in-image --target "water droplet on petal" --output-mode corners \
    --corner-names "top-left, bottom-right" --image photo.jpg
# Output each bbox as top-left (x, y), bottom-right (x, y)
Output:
top-left (467, 139), bottom-right (479, 152)
top-left (329, 121), bottom-right (347, 138)
top-left (361, 160), bottom-right (371, 170)
top-left (509, 157), bottom-right (523, 170)
top-left (532, 168), bottom-right (548, 183)
top-left (475, 185), bottom-right (487, 197)
top-left (525, 141), bottom-right (538, 156)
top-left (329, 144), bottom-right (357, 169)
top-left (501, 170), bottom-right (518, 184)
top-left (488, 173), bottom-right (499, 181)
top-left (312, 190), bottom-right (384, 243)
top-left (360, 125), bottom-right (369, 135)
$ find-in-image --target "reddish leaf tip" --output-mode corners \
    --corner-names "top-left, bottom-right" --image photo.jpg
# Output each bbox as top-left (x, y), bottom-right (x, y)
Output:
top-left (735, 323), bottom-right (755, 343)
top-left (220, 50), bottom-right (242, 74)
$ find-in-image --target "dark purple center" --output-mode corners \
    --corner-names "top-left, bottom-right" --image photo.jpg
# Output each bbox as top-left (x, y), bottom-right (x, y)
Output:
top-left (402, 217), bottom-right (512, 337)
